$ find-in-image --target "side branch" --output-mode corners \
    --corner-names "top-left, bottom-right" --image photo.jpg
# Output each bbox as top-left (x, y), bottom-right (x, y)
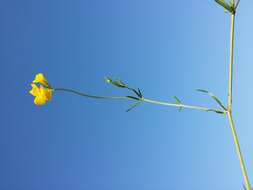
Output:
top-left (54, 88), bottom-right (225, 114)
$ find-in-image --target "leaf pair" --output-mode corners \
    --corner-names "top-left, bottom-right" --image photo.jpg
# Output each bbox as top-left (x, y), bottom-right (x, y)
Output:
top-left (197, 89), bottom-right (227, 111)
top-left (173, 96), bottom-right (183, 111)
top-left (125, 89), bottom-right (143, 112)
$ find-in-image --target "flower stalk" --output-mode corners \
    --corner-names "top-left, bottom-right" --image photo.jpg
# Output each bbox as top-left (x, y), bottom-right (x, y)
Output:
top-left (54, 88), bottom-right (226, 114)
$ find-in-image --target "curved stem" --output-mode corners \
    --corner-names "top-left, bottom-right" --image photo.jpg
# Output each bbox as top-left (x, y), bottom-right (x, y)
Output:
top-left (54, 88), bottom-right (128, 100)
top-left (54, 88), bottom-right (225, 114)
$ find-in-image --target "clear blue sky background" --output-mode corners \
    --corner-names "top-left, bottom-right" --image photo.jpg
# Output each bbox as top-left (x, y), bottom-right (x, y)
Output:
top-left (1, 0), bottom-right (253, 189)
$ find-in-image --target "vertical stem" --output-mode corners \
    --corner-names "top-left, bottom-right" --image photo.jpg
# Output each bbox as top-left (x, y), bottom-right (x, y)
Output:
top-left (228, 13), bottom-right (235, 112)
top-left (227, 13), bottom-right (251, 190)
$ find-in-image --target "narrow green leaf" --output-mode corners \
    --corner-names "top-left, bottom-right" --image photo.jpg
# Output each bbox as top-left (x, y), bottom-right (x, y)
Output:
top-left (173, 96), bottom-right (182, 104)
top-left (137, 88), bottom-right (143, 98)
top-left (173, 96), bottom-right (183, 111)
top-left (197, 89), bottom-right (208, 93)
top-left (197, 89), bottom-right (227, 110)
top-left (206, 109), bottom-right (225, 114)
top-left (126, 102), bottom-right (141, 112)
top-left (131, 88), bottom-right (142, 98)
top-left (126, 96), bottom-right (140, 101)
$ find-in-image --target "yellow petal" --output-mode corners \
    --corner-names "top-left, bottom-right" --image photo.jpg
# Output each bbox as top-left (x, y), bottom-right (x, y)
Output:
top-left (29, 83), bottom-right (39, 97)
top-left (40, 86), bottom-right (53, 101)
top-left (33, 73), bottom-right (50, 87)
top-left (34, 95), bottom-right (46, 105)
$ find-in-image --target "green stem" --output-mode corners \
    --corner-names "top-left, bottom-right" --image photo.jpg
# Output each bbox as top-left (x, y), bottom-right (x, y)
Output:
top-left (54, 88), bottom-right (225, 114)
top-left (227, 13), bottom-right (251, 190)
top-left (142, 98), bottom-right (222, 113)
top-left (54, 88), bottom-right (128, 100)
top-left (227, 112), bottom-right (251, 190)
top-left (228, 14), bottom-right (235, 112)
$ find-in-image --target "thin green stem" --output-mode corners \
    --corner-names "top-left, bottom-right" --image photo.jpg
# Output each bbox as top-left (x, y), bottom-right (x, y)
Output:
top-left (54, 88), bottom-right (128, 100)
top-left (142, 98), bottom-right (223, 113)
top-left (54, 88), bottom-right (225, 114)
top-left (228, 13), bottom-right (235, 112)
top-left (227, 112), bottom-right (251, 190)
top-left (227, 13), bottom-right (251, 190)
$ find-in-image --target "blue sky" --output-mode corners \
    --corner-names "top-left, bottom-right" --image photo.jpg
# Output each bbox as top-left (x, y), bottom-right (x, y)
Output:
top-left (1, 0), bottom-right (253, 189)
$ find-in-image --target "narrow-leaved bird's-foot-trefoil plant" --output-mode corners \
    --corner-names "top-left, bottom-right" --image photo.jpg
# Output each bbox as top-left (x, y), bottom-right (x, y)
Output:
top-left (29, 0), bottom-right (252, 189)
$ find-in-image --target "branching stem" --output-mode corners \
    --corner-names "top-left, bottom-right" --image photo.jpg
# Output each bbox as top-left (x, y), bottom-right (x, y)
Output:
top-left (54, 88), bottom-right (225, 114)
top-left (142, 98), bottom-right (222, 113)
top-left (227, 12), bottom-right (251, 190)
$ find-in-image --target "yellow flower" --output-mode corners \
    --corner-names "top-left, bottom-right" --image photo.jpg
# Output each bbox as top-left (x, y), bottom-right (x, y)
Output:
top-left (33, 73), bottom-right (50, 87)
top-left (29, 83), bottom-right (53, 106)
